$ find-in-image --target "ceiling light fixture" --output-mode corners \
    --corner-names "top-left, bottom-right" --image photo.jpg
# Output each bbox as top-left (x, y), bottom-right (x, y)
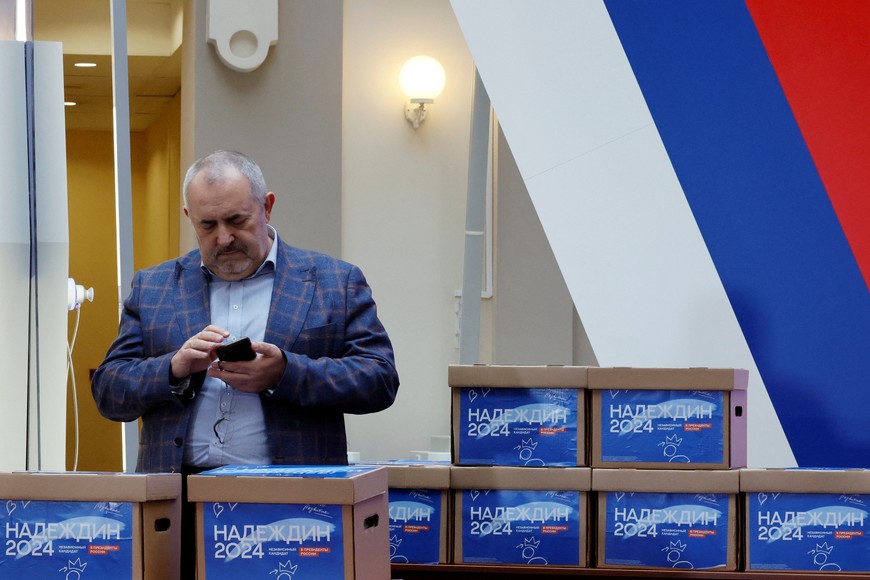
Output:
top-left (15, 0), bottom-right (27, 41)
top-left (73, 62), bottom-right (97, 68)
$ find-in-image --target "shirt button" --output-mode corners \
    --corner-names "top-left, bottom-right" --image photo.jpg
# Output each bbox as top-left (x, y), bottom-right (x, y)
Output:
top-left (232, 304), bottom-right (239, 310)
top-left (174, 437), bottom-right (183, 447)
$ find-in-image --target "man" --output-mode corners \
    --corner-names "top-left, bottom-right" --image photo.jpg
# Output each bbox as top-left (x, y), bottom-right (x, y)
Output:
top-left (93, 149), bottom-right (399, 471)
top-left (93, 150), bottom-right (399, 576)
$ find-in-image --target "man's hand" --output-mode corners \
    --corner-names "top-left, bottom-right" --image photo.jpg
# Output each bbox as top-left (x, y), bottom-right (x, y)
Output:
top-left (207, 340), bottom-right (287, 393)
top-left (170, 325), bottom-right (230, 379)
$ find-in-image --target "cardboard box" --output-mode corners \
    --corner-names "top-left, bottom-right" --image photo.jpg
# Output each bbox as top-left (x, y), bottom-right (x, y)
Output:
top-left (451, 466), bottom-right (591, 566)
top-left (187, 465), bottom-right (388, 580)
top-left (0, 471), bottom-right (181, 579)
top-left (588, 367), bottom-right (748, 469)
top-left (741, 468), bottom-right (870, 572)
top-left (449, 365), bottom-right (588, 467)
top-left (379, 462), bottom-right (451, 564)
top-left (593, 468), bottom-right (739, 570)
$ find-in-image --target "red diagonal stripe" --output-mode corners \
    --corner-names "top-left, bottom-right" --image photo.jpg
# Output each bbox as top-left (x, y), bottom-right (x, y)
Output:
top-left (747, 0), bottom-right (870, 291)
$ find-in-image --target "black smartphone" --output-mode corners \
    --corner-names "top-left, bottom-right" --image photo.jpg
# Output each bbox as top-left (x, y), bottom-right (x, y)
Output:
top-left (216, 337), bottom-right (256, 362)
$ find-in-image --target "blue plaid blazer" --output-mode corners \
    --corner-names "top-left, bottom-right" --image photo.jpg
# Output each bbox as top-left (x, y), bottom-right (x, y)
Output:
top-left (92, 240), bottom-right (399, 473)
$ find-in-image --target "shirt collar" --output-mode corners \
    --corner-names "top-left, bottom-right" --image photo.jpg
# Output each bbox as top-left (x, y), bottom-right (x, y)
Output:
top-left (201, 225), bottom-right (278, 280)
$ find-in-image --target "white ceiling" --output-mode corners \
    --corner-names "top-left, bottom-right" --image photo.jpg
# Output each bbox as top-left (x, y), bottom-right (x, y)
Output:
top-left (33, 0), bottom-right (183, 132)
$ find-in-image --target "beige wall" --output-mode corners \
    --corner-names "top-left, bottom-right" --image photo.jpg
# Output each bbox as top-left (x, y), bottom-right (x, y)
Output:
top-left (137, 94), bottom-right (182, 270)
top-left (341, 0), bottom-right (475, 460)
top-left (181, 0), bottom-right (343, 257)
top-left (65, 129), bottom-right (123, 471)
top-left (340, 0), bottom-right (579, 461)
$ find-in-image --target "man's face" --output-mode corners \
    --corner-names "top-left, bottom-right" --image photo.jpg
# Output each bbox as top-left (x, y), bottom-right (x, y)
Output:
top-left (184, 167), bottom-right (275, 281)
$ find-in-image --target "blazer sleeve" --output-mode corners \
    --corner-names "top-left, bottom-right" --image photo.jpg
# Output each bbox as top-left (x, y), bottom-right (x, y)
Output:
top-left (91, 271), bottom-right (186, 422)
top-left (268, 264), bottom-right (399, 414)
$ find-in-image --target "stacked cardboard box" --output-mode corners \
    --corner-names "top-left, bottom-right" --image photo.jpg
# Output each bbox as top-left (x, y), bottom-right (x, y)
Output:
top-left (381, 461), bottom-right (451, 564)
top-left (187, 464), bottom-right (388, 580)
top-left (450, 364), bottom-right (587, 468)
top-left (741, 468), bottom-right (870, 572)
top-left (593, 468), bottom-right (740, 570)
top-left (448, 364), bottom-right (591, 567)
top-left (0, 471), bottom-right (181, 579)
top-left (451, 466), bottom-right (591, 566)
top-left (587, 367), bottom-right (748, 470)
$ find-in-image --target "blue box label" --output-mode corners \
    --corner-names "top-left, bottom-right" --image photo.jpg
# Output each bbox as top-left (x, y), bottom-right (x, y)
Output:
top-left (600, 390), bottom-right (724, 464)
top-left (202, 464), bottom-right (378, 478)
top-left (748, 492), bottom-right (870, 571)
top-left (0, 499), bottom-right (134, 579)
top-left (202, 502), bottom-right (344, 579)
top-left (458, 387), bottom-right (578, 466)
top-left (388, 489), bottom-right (442, 564)
top-left (602, 491), bottom-right (731, 569)
top-left (460, 489), bottom-right (581, 565)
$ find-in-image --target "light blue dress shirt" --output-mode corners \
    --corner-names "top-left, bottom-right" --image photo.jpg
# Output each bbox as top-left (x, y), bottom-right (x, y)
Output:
top-left (183, 226), bottom-right (278, 467)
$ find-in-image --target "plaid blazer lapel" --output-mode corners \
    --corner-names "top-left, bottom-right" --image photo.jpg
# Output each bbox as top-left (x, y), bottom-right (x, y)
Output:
top-left (264, 242), bottom-right (314, 349)
top-left (174, 253), bottom-right (211, 339)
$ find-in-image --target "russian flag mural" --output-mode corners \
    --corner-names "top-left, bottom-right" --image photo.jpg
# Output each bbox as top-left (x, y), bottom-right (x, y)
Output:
top-left (451, 0), bottom-right (870, 468)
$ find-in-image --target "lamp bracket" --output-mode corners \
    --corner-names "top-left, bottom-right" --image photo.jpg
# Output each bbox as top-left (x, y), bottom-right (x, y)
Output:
top-left (405, 102), bottom-right (429, 129)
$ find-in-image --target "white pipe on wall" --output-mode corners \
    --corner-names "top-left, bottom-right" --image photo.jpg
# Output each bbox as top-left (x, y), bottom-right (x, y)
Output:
top-left (110, 0), bottom-right (138, 473)
top-left (458, 68), bottom-right (491, 364)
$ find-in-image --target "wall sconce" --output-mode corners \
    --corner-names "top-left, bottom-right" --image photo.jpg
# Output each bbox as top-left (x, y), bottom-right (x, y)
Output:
top-left (400, 55), bottom-right (446, 129)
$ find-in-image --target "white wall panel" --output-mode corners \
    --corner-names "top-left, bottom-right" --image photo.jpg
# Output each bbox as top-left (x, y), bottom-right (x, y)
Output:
top-left (0, 41), bottom-right (31, 471)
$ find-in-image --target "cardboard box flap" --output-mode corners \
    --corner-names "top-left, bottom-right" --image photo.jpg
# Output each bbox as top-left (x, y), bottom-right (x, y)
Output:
top-left (384, 464), bottom-right (451, 489)
top-left (593, 469), bottom-right (740, 493)
top-left (587, 367), bottom-right (748, 391)
top-left (1, 472), bottom-right (181, 501)
top-left (448, 364), bottom-right (588, 388)
top-left (451, 466), bottom-right (591, 491)
top-left (740, 468), bottom-right (870, 493)
top-left (187, 465), bottom-right (387, 504)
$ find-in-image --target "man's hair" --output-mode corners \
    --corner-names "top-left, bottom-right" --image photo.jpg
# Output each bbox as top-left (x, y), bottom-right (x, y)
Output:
top-left (182, 150), bottom-right (268, 207)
